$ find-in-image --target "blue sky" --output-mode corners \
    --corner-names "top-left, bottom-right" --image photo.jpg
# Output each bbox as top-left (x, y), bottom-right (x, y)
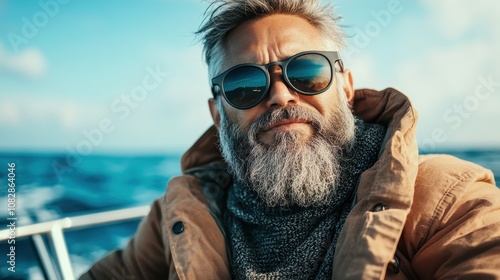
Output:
top-left (1, 0), bottom-right (499, 154)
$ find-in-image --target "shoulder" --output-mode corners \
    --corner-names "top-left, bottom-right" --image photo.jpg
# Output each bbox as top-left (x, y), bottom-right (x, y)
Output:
top-left (399, 156), bottom-right (500, 277)
top-left (414, 153), bottom-right (497, 215)
top-left (165, 161), bottom-right (230, 206)
top-left (411, 154), bottom-right (496, 226)
top-left (417, 154), bottom-right (495, 186)
top-left (412, 153), bottom-right (497, 225)
top-left (161, 166), bottom-right (232, 279)
top-left (163, 162), bottom-right (231, 239)
top-left (401, 154), bottom-right (499, 257)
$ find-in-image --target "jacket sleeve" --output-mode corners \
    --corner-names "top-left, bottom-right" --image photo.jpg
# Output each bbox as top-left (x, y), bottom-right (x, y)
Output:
top-left (405, 155), bottom-right (500, 279)
top-left (79, 197), bottom-right (171, 279)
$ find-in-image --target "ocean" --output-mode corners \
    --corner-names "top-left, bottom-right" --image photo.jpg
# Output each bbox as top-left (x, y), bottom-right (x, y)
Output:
top-left (0, 150), bottom-right (499, 279)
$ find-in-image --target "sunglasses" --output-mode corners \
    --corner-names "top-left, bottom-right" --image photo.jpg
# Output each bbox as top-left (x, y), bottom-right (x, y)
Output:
top-left (211, 50), bottom-right (343, 110)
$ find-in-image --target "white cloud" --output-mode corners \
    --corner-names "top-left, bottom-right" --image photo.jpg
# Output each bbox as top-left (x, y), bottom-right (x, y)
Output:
top-left (0, 94), bottom-right (113, 151)
top-left (0, 43), bottom-right (47, 78)
top-left (387, 2), bottom-right (500, 150)
top-left (0, 95), bottom-right (107, 130)
top-left (422, 0), bottom-right (500, 39)
top-left (397, 41), bottom-right (494, 110)
top-left (0, 43), bottom-right (213, 152)
top-left (0, 100), bottom-right (21, 124)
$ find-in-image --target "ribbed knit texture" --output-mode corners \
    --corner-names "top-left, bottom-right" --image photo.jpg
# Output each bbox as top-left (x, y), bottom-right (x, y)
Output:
top-left (226, 118), bottom-right (386, 280)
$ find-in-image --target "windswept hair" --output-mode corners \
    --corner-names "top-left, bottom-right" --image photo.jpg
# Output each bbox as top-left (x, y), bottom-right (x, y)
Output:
top-left (196, 0), bottom-right (346, 78)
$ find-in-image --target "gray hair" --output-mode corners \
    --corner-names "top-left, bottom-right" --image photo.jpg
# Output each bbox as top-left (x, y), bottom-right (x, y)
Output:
top-left (196, 0), bottom-right (346, 79)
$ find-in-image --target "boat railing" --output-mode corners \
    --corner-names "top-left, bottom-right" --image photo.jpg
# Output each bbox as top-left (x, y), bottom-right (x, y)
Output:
top-left (0, 205), bottom-right (150, 280)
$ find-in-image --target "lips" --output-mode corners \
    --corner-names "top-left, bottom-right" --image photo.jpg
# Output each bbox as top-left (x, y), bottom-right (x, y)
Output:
top-left (264, 118), bottom-right (310, 131)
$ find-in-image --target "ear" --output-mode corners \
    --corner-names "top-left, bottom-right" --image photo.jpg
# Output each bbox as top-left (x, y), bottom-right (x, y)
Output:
top-left (342, 69), bottom-right (355, 105)
top-left (208, 98), bottom-right (221, 130)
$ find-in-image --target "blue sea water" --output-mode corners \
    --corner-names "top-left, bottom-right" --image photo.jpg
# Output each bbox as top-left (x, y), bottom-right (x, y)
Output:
top-left (0, 150), bottom-right (499, 279)
top-left (0, 153), bottom-right (181, 279)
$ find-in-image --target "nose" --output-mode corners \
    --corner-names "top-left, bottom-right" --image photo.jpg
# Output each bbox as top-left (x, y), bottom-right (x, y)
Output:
top-left (265, 65), bottom-right (299, 108)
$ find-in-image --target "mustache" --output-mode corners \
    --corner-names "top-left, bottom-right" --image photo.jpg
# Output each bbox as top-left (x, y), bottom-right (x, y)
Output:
top-left (249, 105), bottom-right (324, 134)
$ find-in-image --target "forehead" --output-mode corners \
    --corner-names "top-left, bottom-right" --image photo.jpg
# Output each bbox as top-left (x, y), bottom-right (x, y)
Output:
top-left (222, 14), bottom-right (327, 69)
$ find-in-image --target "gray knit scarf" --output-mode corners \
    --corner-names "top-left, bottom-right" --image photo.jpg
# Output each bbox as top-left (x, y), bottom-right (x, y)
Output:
top-left (226, 119), bottom-right (386, 280)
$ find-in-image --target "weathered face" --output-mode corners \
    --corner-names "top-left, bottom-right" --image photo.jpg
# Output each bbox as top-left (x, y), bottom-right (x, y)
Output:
top-left (208, 14), bottom-right (356, 207)
top-left (209, 14), bottom-right (354, 146)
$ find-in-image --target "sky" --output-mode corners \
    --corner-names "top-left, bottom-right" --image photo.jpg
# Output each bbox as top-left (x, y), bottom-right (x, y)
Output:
top-left (0, 0), bottom-right (499, 155)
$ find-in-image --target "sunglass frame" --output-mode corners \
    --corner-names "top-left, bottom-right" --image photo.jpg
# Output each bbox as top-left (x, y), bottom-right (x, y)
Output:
top-left (211, 50), bottom-right (343, 110)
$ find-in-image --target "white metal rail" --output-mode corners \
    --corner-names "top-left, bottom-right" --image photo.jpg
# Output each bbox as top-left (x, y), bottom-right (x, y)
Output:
top-left (0, 205), bottom-right (150, 280)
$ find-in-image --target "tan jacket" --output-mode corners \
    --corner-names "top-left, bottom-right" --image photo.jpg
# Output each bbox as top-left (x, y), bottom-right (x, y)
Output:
top-left (81, 88), bottom-right (500, 280)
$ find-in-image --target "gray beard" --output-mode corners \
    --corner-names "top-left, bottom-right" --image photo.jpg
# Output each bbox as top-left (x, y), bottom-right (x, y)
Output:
top-left (218, 95), bottom-right (356, 207)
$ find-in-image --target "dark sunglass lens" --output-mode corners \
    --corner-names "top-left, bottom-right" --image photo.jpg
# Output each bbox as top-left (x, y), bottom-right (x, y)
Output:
top-left (223, 66), bottom-right (267, 108)
top-left (287, 53), bottom-right (332, 94)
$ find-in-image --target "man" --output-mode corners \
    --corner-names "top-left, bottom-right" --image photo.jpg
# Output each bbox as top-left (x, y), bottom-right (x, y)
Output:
top-left (81, 0), bottom-right (500, 279)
